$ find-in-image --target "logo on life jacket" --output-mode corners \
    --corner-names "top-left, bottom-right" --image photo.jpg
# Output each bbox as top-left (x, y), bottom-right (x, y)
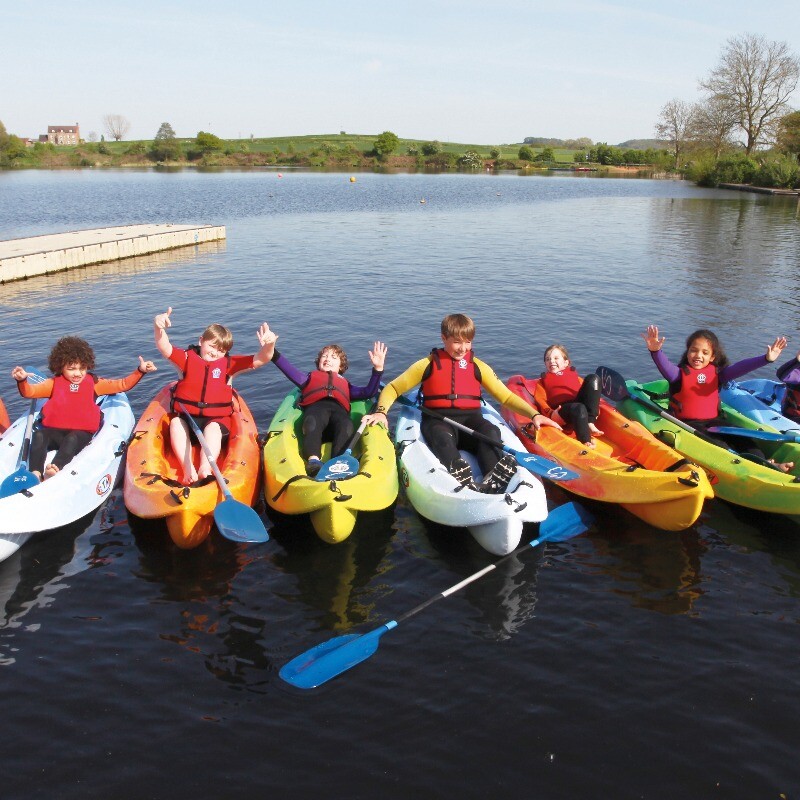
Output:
top-left (458, 358), bottom-right (468, 369)
top-left (212, 368), bottom-right (222, 379)
top-left (697, 374), bottom-right (707, 384)
top-left (96, 474), bottom-right (113, 495)
top-left (69, 382), bottom-right (80, 392)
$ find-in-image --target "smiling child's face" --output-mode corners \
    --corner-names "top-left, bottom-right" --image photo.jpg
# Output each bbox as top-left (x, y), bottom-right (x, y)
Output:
top-left (441, 335), bottom-right (472, 360)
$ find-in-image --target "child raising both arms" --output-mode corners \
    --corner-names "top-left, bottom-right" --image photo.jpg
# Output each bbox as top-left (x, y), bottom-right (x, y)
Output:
top-left (11, 336), bottom-right (157, 480)
top-left (259, 324), bottom-right (386, 476)
top-left (154, 307), bottom-right (274, 485)
top-left (642, 324), bottom-right (793, 470)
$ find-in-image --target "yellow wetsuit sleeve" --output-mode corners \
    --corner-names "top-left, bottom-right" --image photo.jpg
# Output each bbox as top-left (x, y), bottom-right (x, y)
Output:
top-left (374, 358), bottom-right (431, 414)
top-left (474, 357), bottom-right (540, 418)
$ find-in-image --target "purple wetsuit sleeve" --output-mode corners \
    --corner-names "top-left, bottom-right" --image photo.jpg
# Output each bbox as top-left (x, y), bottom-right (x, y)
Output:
top-left (271, 351), bottom-right (310, 388)
top-left (650, 350), bottom-right (680, 383)
top-left (349, 369), bottom-right (383, 401)
top-left (719, 355), bottom-right (769, 383)
top-left (776, 358), bottom-right (800, 386)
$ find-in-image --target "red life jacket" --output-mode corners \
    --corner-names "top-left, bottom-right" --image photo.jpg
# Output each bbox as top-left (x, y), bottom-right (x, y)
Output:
top-left (783, 385), bottom-right (800, 422)
top-left (299, 370), bottom-right (351, 412)
top-left (172, 348), bottom-right (233, 418)
top-left (41, 374), bottom-right (102, 433)
top-left (539, 367), bottom-right (582, 407)
top-left (421, 348), bottom-right (482, 409)
top-left (669, 364), bottom-right (719, 419)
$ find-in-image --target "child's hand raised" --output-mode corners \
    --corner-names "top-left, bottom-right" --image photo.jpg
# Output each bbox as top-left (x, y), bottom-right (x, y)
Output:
top-left (641, 325), bottom-right (665, 352)
top-left (257, 323), bottom-right (278, 348)
top-left (154, 307), bottom-right (173, 330)
top-left (10, 366), bottom-right (28, 381)
top-left (369, 341), bottom-right (388, 371)
top-left (138, 356), bottom-right (158, 373)
top-left (766, 335), bottom-right (788, 363)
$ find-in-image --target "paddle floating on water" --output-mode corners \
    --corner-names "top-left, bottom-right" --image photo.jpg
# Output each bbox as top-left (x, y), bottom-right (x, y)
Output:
top-left (0, 368), bottom-right (47, 500)
top-left (279, 501), bottom-right (594, 689)
top-left (393, 395), bottom-right (579, 482)
top-left (176, 403), bottom-right (270, 544)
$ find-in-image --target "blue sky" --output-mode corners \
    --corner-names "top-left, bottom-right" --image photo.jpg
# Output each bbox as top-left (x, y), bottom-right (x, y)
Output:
top-left (3, 0), bottom-right (798, 145)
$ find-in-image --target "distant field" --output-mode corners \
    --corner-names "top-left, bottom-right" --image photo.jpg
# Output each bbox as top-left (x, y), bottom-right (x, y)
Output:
top-left (94, 133), bottom-right (580, 162)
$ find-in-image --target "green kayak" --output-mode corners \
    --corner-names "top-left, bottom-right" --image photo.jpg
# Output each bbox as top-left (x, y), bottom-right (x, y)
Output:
top-left (616, 378), bottom-right (800, 515)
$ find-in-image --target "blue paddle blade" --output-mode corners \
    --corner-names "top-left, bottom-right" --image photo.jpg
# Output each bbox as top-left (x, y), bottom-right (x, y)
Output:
top-left (213, 497), bottom-right (270, 543)
top-left (0, 468), bottom-right (40, 499)
top-left (513, 451), bottom-right (579, 481)
top-left (538, 501), bottom-right (594, 543)
top-left (280, 625), bottom-right (393, 689)
top-left (315, 451), bottom-right (359, 481)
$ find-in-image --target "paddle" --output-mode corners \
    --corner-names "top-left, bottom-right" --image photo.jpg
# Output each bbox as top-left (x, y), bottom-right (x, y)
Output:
top-left (314, 403), bottom-right (377, 482)
top-left (394, 394), bottom-right (579, 482)
top-left (176, 403), bottom-right (269, 544)
top-left (279, 500), bottom-right (594, 689)
top-left (707, 425), bottom-right (800, 443)
top-left (0, 368), bottom-right (47, 499)
top-left (596, 365), bottom-right (785, 471)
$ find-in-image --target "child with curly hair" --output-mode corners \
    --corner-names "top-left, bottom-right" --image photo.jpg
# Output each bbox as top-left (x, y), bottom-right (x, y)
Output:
top-left (11, 336), bottom-right (157, 480)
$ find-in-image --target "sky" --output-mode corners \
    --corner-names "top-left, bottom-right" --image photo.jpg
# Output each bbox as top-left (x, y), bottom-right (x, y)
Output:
top-left (3, 0), bottom-right (799, 146)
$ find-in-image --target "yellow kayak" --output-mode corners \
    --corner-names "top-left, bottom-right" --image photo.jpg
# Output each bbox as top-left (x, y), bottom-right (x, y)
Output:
top-left (262, 390), bottom-right (398, 543)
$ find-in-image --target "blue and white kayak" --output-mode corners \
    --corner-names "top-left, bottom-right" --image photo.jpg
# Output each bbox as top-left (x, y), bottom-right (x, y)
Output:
top-left (0, 393), bottom-right (134, 562)
top-left (720, 379), bottom-right (800, 433)
top-left (394, 400), bottom-right (548, 556)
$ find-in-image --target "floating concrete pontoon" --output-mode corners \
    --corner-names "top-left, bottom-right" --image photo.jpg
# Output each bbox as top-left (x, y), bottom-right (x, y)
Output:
top-left (0, 224), bottom-right (226, 283)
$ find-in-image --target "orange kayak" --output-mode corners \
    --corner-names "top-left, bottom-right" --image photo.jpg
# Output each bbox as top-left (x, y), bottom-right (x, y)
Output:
top-left (124, 383), bottom-right (261, 548)
top-left (502, 375), bottom-right (713, 530)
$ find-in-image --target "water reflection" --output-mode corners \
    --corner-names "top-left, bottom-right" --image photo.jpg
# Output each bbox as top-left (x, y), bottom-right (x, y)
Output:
top-left (0, 489), bottom-right (125, 664)
top-left (415, 517), bottom-right (541, 641)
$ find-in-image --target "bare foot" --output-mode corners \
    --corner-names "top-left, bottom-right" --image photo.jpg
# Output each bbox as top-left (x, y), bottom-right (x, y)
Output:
top-left (32, 470), bottom-right (42, 480)
top-left (769, 459), bottom-right (794, 473)
top-left (180, 468), bottom-right (198, 485)
top-left (197, 468), bottom-right (212, 480)
top-left (581, 439), bottom-right (596, 449)
top-left (43, 463), bottom-right (59, 480)
top-left (589, 423), bottom-right (604, 437)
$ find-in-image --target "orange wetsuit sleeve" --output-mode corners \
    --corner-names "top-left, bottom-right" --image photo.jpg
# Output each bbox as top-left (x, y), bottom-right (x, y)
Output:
top-left (94, 368), bottom-right (146, 396)
top-left (16, 377), bottom-right (55, 399)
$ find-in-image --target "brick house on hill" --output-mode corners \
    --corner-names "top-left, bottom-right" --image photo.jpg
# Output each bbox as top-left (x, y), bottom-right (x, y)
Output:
top-left (39, 124), bottom-right (81, 145)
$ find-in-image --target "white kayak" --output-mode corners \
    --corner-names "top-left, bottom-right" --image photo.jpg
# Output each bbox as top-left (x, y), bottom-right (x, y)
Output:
top-left (394, 400), bottom-right (548, 556)
top-left (0, 393), bottom-right (134, 563)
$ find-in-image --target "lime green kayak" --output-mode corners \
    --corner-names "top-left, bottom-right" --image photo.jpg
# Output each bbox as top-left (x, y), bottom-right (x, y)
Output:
top-left (616, 379), bottom-right (800, 515)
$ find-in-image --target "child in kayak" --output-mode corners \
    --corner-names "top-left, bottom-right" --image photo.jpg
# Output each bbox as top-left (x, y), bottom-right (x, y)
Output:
top-left (533, 344), bottom-right (603, 446)
top-left (776, 349), bottom-right (800, 423)
top-left (363, 313), bottom-right (560, 493)
top-left (11, 336), bottom-right (157, 480)
top-left (154, 307), bottom-right (274, 485)
top-left (258, 324), bottom-right (386, 476)
top-left (642, 325), bottom-right (793, 470)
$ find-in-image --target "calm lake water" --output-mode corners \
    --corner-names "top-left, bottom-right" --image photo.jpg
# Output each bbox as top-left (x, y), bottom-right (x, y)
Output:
top-left (1, 169), bottom-right (799, 799)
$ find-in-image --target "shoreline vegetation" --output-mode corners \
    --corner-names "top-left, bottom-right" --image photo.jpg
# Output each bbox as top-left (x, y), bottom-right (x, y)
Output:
top-left (1, 127), bottom-right (797, 193)
top-left (0, 130), bottom-right (670, 174)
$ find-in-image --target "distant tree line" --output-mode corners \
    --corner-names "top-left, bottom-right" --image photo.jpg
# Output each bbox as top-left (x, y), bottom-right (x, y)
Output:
top-left (654, 33), bottom-right (800, 188)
